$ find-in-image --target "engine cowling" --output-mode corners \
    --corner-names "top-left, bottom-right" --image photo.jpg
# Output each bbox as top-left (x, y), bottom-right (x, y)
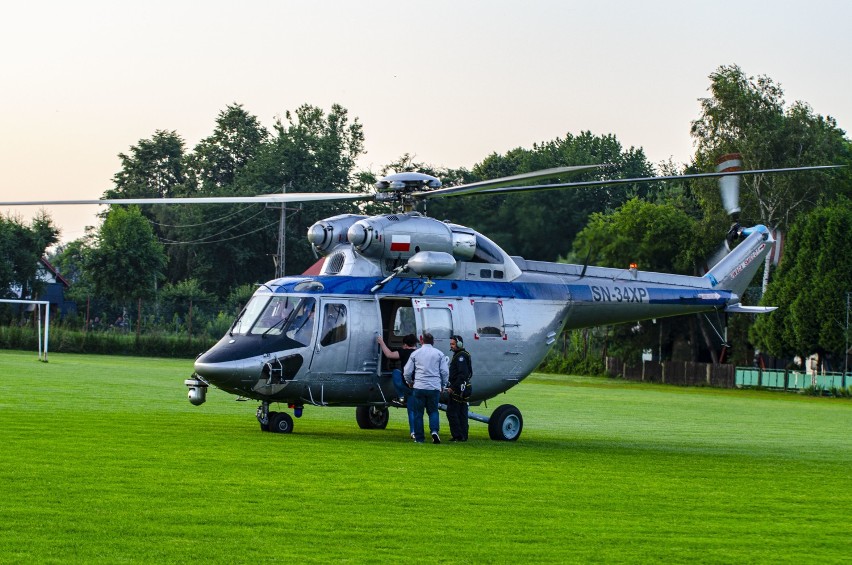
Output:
top-left (346, 213), bottom-right (476, 262)
top-left (307, 214), bottom-right (368, 255)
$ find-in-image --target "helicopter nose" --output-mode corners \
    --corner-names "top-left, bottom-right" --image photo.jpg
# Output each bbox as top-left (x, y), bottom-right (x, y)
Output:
top-left (193, 358), bottom-right (244, 384)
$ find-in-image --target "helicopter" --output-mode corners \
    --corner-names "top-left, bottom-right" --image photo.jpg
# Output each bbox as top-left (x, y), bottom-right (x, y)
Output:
top-left (3, 158), bottom-right (840, 440)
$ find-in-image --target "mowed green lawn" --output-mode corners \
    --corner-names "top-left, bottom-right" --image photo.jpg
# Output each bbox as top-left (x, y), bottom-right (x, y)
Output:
top-left (0, 351), bottom-right (850, 564)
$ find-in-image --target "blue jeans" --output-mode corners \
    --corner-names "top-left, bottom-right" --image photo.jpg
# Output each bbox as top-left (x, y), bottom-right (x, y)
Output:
top-left (392, 370), bottom-right (415, 434)
top-left (411, 388), bottom-right (440, 442)
top-left (392, 369), bottom-right (408, 399)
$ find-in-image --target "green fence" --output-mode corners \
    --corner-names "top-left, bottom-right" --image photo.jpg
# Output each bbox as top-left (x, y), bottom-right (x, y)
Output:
top-left (736, 368), bottom-right (850, 390)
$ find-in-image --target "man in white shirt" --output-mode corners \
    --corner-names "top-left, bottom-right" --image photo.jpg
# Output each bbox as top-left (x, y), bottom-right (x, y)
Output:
top-left (403, 333), bottom-right (449, 443)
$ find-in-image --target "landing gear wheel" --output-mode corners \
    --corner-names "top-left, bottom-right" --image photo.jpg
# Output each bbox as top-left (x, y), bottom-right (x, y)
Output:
top-left (355, 405), bottom-right (390, 429)
top-left (270, 412), bottom-right (294, 433)
top-left (488, 404), bottom-right (523, 441)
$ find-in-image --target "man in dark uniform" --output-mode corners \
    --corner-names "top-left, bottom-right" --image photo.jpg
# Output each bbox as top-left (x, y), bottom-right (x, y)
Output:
top-left (446, 335), bottom-right (472, 442)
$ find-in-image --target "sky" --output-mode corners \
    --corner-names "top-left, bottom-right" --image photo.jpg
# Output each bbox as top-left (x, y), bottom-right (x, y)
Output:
top-left (2, 0), bottom-right (850, 245)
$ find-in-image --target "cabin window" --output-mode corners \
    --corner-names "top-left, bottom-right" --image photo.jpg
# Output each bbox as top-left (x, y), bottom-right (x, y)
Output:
top-left (421, 307), bottom-right (453, 339)
top-left (320, 303), bottom-right (347, 346)
top-left (473, 301), bottom-right (504, 337)
top-left (479, 269), bottom-right (492, 279)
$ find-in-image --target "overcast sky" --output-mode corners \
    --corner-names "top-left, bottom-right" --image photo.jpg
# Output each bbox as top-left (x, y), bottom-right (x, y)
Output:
top-left (2, 0), bottom-right (850, 244)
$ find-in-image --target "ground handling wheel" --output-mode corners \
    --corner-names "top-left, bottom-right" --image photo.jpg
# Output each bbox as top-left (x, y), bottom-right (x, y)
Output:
top-left (488, 404), bottom-right (523, 441)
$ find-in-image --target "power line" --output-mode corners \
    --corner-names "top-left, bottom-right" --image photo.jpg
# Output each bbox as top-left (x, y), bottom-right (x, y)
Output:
top-left (147, 204), bottom-right (261, 228)
top-left (159, 219), bottom-right (279, 245)
top-left (157, 208), bottom-right (270, 244)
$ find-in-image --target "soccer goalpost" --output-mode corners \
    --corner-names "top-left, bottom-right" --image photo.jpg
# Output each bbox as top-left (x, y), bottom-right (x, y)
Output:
top-left (0, 299), bottom-right (51, 362)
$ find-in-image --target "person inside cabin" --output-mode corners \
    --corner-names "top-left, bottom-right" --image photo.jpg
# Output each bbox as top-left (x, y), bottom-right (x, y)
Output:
top-left (377, 333), bottom-right (418, 436)
top-left (289, 301), bottom-right (316, 345)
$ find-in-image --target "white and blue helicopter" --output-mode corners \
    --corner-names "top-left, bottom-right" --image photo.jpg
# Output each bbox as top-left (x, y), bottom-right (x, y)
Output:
top-left (5, 159), bottom-right (838, 440)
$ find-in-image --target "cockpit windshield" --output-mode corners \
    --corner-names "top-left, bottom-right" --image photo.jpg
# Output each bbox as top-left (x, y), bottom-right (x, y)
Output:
top-left (231, 295), bottom-right (271, 335)
top-left (249, 296), bottom-right (298, 335)
top-left (230, 295), bottom-right (316, 346)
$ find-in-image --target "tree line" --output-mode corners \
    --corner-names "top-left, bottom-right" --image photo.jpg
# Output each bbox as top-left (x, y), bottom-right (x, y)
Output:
top-left (3, 64), bottom-right (850, 368)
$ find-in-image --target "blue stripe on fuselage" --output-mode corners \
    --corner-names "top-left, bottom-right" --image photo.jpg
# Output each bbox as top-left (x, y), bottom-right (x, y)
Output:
top-left (263, 275), bottom-right (732, 306)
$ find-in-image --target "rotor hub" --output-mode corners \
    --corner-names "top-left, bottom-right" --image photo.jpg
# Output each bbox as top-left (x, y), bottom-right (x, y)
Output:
top-left (374, 172), bottom-right (441, 210)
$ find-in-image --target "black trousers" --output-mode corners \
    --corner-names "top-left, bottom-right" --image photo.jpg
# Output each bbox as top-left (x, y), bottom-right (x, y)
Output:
top-left (446, 397), bottom-right (469, 440)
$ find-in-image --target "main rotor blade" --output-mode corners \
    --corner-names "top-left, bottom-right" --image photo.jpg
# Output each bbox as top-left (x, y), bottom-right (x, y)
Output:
top-left (472, 165), bottom-right (844, 196)
top-left (411, 165), bottom-right (603, 199)
top-left (0, 192), bottom-right (374, 206)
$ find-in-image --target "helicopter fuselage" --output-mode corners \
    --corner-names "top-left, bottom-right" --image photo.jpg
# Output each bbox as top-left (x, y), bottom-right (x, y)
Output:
top-left (192, 262), bottom-right (738, 407)
top-left (187, 210), bottom-right (770, 440)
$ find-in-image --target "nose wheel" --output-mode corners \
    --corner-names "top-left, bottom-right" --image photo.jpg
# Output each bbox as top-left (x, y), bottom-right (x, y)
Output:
top-left (269, 412), bottom-right (294, 433)
top-left (257, 402), bottom-right (295, 433)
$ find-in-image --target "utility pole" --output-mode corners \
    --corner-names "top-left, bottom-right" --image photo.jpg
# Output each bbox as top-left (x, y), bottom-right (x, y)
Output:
top-left (845, 292), bottom-right (850, 388)
top-left (271, 183), bottom-right (302, 278)
top-left (275, 183), bottom-right (287, 279)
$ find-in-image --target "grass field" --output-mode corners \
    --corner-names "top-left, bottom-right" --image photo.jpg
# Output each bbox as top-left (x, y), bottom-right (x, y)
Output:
top-left (1, 350), bottom-right (850, 563)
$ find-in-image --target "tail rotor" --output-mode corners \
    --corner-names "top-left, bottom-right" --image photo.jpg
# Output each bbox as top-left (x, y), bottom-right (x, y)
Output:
top-left (704, 154), bottom-right (744, 270)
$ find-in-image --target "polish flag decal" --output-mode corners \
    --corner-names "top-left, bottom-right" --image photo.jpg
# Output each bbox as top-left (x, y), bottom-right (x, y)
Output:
top-left (390, 234), bottom-right (411, 252)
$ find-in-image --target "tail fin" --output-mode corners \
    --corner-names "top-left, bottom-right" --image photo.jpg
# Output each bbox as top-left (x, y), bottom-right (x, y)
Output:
top-left (705, 225), bottom-right (774, 297)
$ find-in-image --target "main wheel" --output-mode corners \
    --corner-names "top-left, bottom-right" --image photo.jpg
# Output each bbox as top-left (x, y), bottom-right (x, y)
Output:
top-left (355, 405), bottom-right (390, 429)
top-left (488, 404), bottom-right (523, 441)
top-left (270, 412), bottom-right (294, 433)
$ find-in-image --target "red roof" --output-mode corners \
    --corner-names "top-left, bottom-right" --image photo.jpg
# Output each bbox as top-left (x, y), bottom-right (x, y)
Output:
top-left (302, 257), bottom-right (326, 276)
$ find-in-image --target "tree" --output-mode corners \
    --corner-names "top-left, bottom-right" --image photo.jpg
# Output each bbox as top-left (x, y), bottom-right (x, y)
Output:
top-left (572, 198), bottom-right (697, 274)
top-left (183, 104), bottom-right (269, 192)
top-left (87, 206), bottom-right (166, 305)
top-left (102, 103), bottom-right (366, 298)
top-left (167, 103), bottom-right (366, 296)
top-left (428, 131), bottom-right (657, 261)
top-left (569, 198), bottom-right (704, 363)
top-left (107, 130), bottom-right (186, 200)
top-left (0, 211), bottom-right (59, 300)
top-left (750, 199), bottom-right (852, 367)
top-left (690, 64), bottom-right (851, 290)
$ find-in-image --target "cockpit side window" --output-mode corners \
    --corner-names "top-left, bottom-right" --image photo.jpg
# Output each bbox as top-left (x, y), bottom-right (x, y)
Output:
top-left (284, 298), bottom-right (316, 345)
top-left (320, 303), bottom-right (347, 346)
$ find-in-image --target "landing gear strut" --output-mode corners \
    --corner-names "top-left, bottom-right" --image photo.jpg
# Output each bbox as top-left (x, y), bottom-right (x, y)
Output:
top-left (257, 402), bottom-right (295, 434)
top-left (257, 402), bottom-right (270, 431)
